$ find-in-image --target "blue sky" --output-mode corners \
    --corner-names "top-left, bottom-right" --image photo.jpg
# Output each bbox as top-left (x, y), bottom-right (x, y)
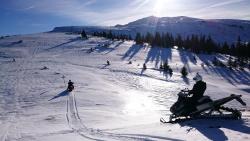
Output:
top-left (1, 0), bottom-right (250, 35)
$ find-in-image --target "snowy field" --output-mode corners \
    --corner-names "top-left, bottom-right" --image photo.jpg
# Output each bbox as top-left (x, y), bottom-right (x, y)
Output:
top-left (0, 32), bottom-right (249, 141)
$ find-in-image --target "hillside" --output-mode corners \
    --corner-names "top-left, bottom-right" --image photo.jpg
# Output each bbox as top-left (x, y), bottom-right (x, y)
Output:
top-left (0, 32), bottom-right (249, 141)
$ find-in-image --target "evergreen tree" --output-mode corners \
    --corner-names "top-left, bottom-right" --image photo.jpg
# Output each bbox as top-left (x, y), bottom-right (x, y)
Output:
top-left (102, 32), bottom-right (107, 37)
top-left (175, 34), bottom-right (183, 48)
top-left (107, 30), bottom-right (113, 39)
top-left (153, 32), bottom-right (161, 46)
top-left (80, 29), bottom-right (87, 39)
top-left (145, 32), bottom-right (153, 45)
top-left (128, 35), bottom-right (132, 40)
top-left (222, 42), bottom-right (229, 54)
top-left (135, 32), bottom-right (143, 44)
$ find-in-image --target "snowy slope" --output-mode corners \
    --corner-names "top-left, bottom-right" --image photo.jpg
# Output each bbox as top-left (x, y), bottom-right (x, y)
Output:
top-left (0, 33), bottom-right (250, 141)
top-left (52, 16), bottom-right (250, 44)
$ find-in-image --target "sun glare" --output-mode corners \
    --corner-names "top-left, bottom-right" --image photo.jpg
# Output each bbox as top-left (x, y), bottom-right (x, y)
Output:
top-left (154, 0), bottom-right (164, 16)
top-left (153, 0), bottom-right (176, 17)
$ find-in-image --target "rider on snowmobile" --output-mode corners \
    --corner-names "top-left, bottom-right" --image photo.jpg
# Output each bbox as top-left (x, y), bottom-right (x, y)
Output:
top-left (188, 73), bottom-right (207, 104)
top-left (67, 80), bottom-right (74, 91)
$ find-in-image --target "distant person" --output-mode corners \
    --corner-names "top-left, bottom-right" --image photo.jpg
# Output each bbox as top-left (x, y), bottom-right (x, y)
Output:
top-left (67, 80), bottom-right (74, 92)
top-left (143, 63), bottom-right (147, 70)
top-left (12, 58), bottom-right (15, 62)
top-left (169, 68), bottom-right (173, 77)
top-left (107, 60), bottom-right (110, 65)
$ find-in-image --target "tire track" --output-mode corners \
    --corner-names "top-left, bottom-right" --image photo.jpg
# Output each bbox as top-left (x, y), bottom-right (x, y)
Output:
top-left (66, 92), bottom-right (157, 141)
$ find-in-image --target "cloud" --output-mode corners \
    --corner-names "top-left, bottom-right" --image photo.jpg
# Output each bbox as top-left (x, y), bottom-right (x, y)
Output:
top-left (21, 5), bottom-right (35, 11)
top-left (20, 0), bottom-right (153, 25)
top-left (207, 0), bottom-right (245, 8)
top-left (6, 0), bottom-right (250, 26)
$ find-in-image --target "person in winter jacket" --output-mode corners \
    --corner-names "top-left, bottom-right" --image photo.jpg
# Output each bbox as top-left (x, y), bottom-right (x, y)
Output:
top-left (188, 73), bottom-right (206, 104)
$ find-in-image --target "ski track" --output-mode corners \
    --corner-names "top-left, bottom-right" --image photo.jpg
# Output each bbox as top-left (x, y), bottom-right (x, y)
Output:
top-left (0, 43), bottom-right (43, 140)
top-left (66, 92), bottom-right (166, 141)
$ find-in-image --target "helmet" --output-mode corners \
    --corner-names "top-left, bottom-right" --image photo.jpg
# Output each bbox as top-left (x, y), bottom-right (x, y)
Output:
top-left (193, 73), bottom-right (202, 82)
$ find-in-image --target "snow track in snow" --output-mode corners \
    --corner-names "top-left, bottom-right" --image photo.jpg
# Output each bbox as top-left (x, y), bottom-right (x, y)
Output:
top-left (66, 92), bottom-right (170, 141)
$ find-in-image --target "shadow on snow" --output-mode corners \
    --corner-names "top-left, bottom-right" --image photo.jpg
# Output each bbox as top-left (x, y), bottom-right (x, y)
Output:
top-left (178, 119), bottom-right (250, 141)
top-left (197, 54), bottom-right (250, 86)
top-left (49, 90), bottom-right (69, 101)
top-left (122, 44), bottom-right (143, 60)
top-left (144, 46), bottom-right (172, 68)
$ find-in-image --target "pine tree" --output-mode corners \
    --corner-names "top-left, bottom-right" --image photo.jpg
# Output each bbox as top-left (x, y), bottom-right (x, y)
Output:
top-left (222, 42), bottom-right (229, 54)
top-left (175, 34), bottom-right (183, 48)
top-left (153, 32), bottom-right (161, 46)
top-left (145, 32), bottom-right (153, 45)
top-left (80, 29), bottom-right (87, 39)
top-left (107, 30), bottom-right (113, 39)
top-left (135, 32), bottom-right (143, 44)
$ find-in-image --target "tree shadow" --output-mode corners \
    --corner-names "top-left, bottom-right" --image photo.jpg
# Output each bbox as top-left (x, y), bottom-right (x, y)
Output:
top-left (95, 40), bottom-right (124, 54)
top-left (49, 90), bottom-right (69, 101)
top-left (182, 76), bottom-right (190, 85)
top-left (177, 49), bottom-right (196, 73)
top-left (104, 41), bottom-right (124, 54)
top-left (122, 44), bottom-right (143, 60)
top-left (178, 119), bottom-right (250, 141)
top-left (100, 64), bottom-right (109, 69)
top-left (144, 47), bottom-right (172, 68)
top-left (46, 37), bottom-right (81, 50)
top-left (5, 40), bottom-right (23, 47)
top-left (196, 54), bottom-right (250, 86)
top-left (144, 46), bottom-right (161, 67)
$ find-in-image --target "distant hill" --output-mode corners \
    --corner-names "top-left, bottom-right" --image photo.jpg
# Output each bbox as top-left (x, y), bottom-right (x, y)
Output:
top-left (52, 16), bottom-right (250, 44)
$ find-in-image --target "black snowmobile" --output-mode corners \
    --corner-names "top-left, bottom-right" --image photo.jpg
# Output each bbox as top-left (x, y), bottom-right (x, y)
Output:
top-left (67, 80), bottom-right (74, 92)
top-left (160, 89), bottom-right (246, 123)
top-left (67, 85), bottom-right (74, 92)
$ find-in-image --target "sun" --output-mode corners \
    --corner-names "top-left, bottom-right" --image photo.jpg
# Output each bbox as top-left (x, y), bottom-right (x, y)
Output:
top-left (153, 0), bottom-right (176, 17)
top-left (153, 0), bottom-right (164, 16)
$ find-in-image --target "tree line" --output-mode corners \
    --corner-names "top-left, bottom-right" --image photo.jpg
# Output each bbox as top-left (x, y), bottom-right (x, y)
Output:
top-left (92, 31), bottom-right (132, 41)
top-left (91, 30), bottom-right (249, 62)
top-left (134, 32), bottom-right (249, 59)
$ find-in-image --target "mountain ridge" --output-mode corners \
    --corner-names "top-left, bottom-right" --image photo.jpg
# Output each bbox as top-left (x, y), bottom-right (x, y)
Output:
top-left (52, 16), bottom-right (250, 44)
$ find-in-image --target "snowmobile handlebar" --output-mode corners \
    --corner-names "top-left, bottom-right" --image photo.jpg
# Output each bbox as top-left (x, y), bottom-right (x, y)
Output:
top-left (231, 94), bottom-right (246, 106)
top-left (178, 89), bottom-right (191, 97)
top-left (181, 88), bottom-right (190, 93)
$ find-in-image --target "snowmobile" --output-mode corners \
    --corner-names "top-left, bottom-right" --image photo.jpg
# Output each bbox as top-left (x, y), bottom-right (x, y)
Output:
top-left (67, 80), bottom-right (74, 92)
top-left (160, 89), bottom-right (246, 123)
top-left (67, 85), bottom-right (74, 92)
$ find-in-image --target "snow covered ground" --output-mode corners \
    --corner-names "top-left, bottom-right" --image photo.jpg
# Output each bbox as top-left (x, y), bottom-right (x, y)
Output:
top-left (0, 32), bottom-right (249, 141)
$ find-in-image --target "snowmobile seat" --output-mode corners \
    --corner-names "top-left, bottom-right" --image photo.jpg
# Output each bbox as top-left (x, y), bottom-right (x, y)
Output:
top-left (197, 96), bottom-right (212, 105)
